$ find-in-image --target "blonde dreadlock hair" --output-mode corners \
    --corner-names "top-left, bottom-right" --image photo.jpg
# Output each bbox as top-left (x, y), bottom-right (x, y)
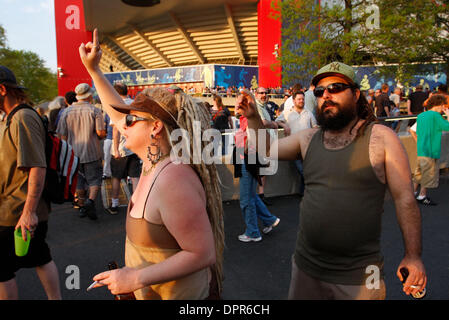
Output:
top-left (141, 87), bottom-right (225, 293)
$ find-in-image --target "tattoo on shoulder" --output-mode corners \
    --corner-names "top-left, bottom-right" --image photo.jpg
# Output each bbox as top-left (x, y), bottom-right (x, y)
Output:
top-left (305, 128), bottom-right (319, 141)
top-left (369, 127), bottom-right (386, 184)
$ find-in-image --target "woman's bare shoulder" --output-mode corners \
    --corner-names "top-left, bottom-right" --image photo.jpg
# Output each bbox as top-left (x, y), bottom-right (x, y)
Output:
top-left (156, 163), bottom-right (205, 198)
top-left (155, 163), bottom-right (208, 226)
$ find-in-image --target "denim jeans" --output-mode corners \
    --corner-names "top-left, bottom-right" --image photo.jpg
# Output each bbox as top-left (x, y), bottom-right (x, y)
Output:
top-left (239, 162), bottom-right (278, 238)
top-left (294, 160), bottom-right (305, 195)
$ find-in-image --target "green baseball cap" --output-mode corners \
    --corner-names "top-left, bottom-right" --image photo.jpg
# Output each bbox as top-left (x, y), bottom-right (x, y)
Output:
top-left (311, 62), bottom-right (357, 86)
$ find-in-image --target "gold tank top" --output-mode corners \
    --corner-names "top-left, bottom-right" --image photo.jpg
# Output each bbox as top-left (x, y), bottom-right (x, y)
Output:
top-left (125, 159), bottom-right (210, 299)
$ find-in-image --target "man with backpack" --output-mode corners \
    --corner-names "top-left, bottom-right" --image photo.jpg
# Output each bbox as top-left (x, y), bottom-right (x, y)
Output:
top-left (0, 65), bottom-right (61, 299)
top-left (57, 83), bottom-right (106, 220)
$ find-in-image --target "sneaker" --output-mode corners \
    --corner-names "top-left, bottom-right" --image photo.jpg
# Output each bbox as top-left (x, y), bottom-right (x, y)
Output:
top-left (79, 206), bottom-right (88, 218)
top-left (263, 218), bottom-right (280, 234)
top-left (84, 199), bottom-right (98, 220)
top-left (417, 197), bottom-right (437, 206)
top-left (238, 234), bottom-right (262, 242)
top-left (106, 206), bottom-right (119, 215)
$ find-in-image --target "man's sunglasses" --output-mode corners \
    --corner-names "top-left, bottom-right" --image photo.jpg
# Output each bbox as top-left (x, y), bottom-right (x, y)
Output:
top-left (125, 114), bottom-right (152, 127)
top-left (313, 83), bottom-right (353, 97)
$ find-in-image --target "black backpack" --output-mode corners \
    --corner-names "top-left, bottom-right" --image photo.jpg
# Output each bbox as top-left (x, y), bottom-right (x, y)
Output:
top-left (6, 104), bottom-right (79, 204)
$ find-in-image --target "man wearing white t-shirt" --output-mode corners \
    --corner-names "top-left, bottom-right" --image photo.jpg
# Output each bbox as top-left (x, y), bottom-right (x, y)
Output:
top-left (282, 83), bottom-right (303, 115)
top-left (276, 91), bottom-right (317, 196)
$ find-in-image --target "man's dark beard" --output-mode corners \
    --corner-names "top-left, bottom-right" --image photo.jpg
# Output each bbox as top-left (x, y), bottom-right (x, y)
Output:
top-left (316, 100), bottom-right (357, 131)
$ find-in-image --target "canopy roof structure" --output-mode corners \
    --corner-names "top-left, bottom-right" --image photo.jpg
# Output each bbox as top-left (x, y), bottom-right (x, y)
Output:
top-left (82, 0), bottom-right (259, 73)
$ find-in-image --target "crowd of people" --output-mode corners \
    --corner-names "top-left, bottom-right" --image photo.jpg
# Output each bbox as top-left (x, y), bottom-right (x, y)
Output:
top-left (202, 85), bottom-right (286, 99)
top-left (2, 28), bottom-right (449, 300)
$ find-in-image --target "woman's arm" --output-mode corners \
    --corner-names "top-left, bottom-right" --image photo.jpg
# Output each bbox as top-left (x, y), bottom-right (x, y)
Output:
top-left (79, 28), bottom-right (126, 131)
top-left (138, 165), bottom-right (215, 286)
top-left (92, 165), bottom-right (216, 295)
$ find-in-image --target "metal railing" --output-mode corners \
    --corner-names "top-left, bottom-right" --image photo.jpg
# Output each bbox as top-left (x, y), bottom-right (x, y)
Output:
top-left (190, 92), bottom-right (286, 99)
top-left (377, 114), bottom-right (447, 122)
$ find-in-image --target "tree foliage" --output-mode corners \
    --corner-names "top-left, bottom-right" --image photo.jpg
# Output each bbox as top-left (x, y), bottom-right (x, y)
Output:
top-left (273, 0), bottom-right (375, 86)
top-left (0, 25), bottom-right (6, 48)
top-left (274, 0), bottom-right (449, 86)
top-left (0, 25), bottom-right (57, 104)
top-left (369, 0), bottom-right (449, 81)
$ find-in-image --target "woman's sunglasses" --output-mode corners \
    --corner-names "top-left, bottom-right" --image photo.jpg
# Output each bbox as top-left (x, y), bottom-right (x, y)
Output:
top-left (125, 114), bottom-right (152, 127)
top-left (313, 83), bottom-right (353, 97)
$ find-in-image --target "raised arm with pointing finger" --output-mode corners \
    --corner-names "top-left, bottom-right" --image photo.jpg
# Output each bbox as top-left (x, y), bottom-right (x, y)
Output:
top-left (79, 28), bottom-right (224, 300)
top-left (79, 29), bottom-right (126, 129)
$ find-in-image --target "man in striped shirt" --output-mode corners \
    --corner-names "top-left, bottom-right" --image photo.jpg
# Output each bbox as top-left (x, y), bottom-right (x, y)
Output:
top-left (57, 83), bottom-right (106, 220)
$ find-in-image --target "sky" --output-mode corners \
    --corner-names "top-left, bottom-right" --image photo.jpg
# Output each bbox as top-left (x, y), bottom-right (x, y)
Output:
top-left (1, 0), bottom-right (57, 72)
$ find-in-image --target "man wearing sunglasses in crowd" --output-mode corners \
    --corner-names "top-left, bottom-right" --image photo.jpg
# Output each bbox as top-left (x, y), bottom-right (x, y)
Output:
top-left (236, 61), bottom-right (426, 300)
top-left (254, 87), bottom-right (286, 205)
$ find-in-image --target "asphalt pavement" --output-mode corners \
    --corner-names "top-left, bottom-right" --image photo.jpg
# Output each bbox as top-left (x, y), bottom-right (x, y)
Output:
top-left (13, 172), bottom-right (449, 300)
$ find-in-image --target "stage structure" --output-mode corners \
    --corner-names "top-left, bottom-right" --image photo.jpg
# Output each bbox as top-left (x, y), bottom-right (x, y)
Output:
top-left (54, 0), bottom-right (282, 96)
top-left (54, 1), bottom-right (446, 97)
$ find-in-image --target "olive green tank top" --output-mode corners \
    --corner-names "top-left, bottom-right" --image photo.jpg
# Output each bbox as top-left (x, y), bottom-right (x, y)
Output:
top-left (294, 123), bottom-right (386, 285)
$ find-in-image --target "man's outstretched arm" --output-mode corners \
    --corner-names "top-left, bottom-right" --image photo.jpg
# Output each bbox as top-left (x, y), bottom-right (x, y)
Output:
top-left (236, 90), bottom-right (304, 161)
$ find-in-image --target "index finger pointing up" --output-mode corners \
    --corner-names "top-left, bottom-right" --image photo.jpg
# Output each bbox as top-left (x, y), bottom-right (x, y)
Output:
top-left (93, 28), bottom-right (99, 47)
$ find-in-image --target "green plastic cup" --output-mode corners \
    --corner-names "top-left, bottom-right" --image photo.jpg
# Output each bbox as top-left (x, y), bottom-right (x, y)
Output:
top-left (14, 228), bottom-right (31, 257)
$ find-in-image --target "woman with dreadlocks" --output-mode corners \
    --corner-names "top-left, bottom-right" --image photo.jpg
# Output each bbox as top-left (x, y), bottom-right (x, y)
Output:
top-left (79, 29), bottom-right (224, 300)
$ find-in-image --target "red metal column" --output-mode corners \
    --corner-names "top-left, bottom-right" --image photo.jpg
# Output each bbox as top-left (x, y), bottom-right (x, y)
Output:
top-left (257, 0), bottom-right (282, 88)
top-left (54, 0), bottom-right (92, 96)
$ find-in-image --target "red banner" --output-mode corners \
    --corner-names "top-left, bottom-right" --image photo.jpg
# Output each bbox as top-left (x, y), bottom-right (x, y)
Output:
top-left (54, 0), bottom-right (92, 96)
top-left (257, 0), bottom-right (282, 88)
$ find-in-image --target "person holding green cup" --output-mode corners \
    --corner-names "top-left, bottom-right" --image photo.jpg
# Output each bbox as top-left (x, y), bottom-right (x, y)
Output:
top-left (14, 227), bottom-right (31, 257)
top-left (0, 65), bottom-right (61, 300)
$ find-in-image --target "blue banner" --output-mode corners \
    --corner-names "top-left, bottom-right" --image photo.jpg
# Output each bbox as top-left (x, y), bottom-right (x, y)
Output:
top-left (104, 65), bottom-right (204, 86)
top-left (214, 65), bottom-right (259, 89)
top-left (355, 64), bottom-right (447, 95)
top-left (103, 64), bottom-right (259, 89)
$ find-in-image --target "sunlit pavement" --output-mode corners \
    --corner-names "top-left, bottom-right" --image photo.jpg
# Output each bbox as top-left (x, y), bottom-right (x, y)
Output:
top-left (15, 172), bottom-right (449, 300)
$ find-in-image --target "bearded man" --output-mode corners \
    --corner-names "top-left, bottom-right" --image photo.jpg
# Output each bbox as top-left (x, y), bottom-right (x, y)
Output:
top-left (236, 62), bottom-right (427, 300)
